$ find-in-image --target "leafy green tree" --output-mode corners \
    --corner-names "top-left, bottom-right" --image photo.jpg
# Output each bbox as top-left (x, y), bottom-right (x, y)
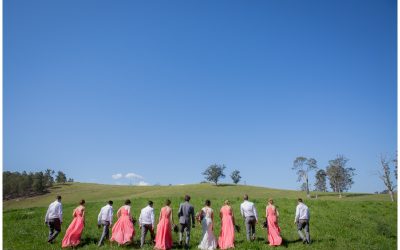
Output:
top-left (314, 169), bottom-right (327, 192)
top-left (292, 157), bottom-right (318, 198)
top-left (202, 164), bottom-right (226, 186)
top-left (326, 155), bottom-right (355, 198)
top-left (32, 172), bottom-right (46, 193)
top-left (56, 171), bottom-right (67, 184)
top-left (44, 169), bottom-right (55, 187)
top-left (230, 170), bottom-right (241, 184)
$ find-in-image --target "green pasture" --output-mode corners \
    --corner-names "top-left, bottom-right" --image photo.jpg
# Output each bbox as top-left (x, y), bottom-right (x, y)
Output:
top-left (3, 183), bottom-right (397, 249)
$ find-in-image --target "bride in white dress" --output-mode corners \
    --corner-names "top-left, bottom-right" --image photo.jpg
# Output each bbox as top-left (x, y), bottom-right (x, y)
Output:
top-left (198, 200), bottom-right (217, 250)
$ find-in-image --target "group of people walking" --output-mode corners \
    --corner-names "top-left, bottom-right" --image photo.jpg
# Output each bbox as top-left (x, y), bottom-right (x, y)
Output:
top-left (45, 194), bottom-right (311, 249)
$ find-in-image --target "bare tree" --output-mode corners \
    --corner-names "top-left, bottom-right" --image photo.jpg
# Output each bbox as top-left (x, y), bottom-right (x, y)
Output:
top-left (379, 155), bottom-right (396, 202)
top-left (292, 157), bottom-right (318, 198)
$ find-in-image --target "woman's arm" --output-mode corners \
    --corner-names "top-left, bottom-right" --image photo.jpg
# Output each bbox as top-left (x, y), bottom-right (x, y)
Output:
top-left (230, 207), bottom-right (235, 225)
top-left (170, 208), bottom-right (174, 225)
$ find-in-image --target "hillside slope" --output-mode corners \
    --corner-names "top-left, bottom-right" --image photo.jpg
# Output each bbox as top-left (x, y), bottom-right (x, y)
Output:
top-left (4, 182), bottom-right (392, 210)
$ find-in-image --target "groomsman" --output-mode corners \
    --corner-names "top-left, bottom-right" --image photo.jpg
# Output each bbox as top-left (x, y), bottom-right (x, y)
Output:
top-left (294, 198), bottom-right (311, 244)
top-left (240, 194), bottom-right (258, 241)
top-left (45, 195), bottom-right (63, 243)
top-left (139, 201), bottom-right (155, 248)
top-left (97, 200), bottom-right (114, 246)
top-left (178, 195), bottom-right (195, 249)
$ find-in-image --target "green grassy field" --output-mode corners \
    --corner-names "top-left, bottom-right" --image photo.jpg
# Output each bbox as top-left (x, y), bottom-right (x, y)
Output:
top-left (3, 183), bottom-right (397, 249)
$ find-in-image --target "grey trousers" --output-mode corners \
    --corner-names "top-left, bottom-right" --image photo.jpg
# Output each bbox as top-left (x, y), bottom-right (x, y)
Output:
top-left (47, 218), bottom-right (61, 243)
top-left (245, 216), bottom-right (256, 241)
top-left (140, 224), bottom-right (155, 247)
top-left (297, 219), bottom-right (310, 243)
top-left (179, 223), bottom-right (191, 246)
top-left (98, 220), bottom-right (110, 246)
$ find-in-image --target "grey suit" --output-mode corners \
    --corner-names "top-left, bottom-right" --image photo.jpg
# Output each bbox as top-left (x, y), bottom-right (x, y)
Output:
top-left (177, 201), bottom-right (195, 247)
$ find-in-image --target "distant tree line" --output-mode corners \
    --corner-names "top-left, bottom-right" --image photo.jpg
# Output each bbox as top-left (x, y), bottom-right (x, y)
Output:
top-left (202, 164), bottom-right (242, 186)
top-left (293, 153), bottom-right (397, 201)
top-left (293, 155), bottom-right (356, 198)
top-left (3, 169), bottom-right (73, 200)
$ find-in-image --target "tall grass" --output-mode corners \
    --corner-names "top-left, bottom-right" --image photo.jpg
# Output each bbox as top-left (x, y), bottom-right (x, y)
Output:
top-left (3, 183), bottom-right (397, 249)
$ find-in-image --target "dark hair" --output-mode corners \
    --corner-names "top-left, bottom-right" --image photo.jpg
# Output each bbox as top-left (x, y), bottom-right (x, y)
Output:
top-left (184, 195), bottom-right (191, 201)
top-left (148, 200), bottom-right (153, 206)
top-left (108, 200), bottom-right (113, 205)
top-left (298, 198), bottom-right (303, 203)
top-left (243, 194), bottom-right (249, 200)
top-left (125, 199), bottom-right (131, 205)
top-left (205, 200), bottom-right (211, 206)
top-left (165, 199), bottom-right (171, 206)
top-left (56, 195), bottom-right (62, 200)
top-left (79, 199), bottom-right (85, 205)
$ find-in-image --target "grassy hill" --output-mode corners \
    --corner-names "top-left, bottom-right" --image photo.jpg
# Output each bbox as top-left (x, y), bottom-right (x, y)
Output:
top-left (3, 182), bottom-right (393, 210)
top-left (3, 183), bottom-right (397, 249)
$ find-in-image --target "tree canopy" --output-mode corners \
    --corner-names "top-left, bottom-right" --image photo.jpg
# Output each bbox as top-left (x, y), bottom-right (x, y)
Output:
top-left (202, 164), bottom-right (226, 186)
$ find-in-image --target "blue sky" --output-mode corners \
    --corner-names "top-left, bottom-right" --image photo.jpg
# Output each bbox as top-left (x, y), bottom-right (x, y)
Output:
top-left (4, 0), bottom-right (397, 192)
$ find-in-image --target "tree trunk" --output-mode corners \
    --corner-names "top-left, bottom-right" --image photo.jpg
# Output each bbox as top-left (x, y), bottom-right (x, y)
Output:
top-left (306, 177), bottom-right (311, 198)
top-left (389, 190), bottom-right (394, 202)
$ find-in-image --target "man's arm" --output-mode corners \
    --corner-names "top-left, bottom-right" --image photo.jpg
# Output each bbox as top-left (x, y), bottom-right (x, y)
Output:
top-left (190, 206), bottom-right (195, 225)
top-left (151, 209), bottom-right (155, 228)
top-left (109, 207), bottom-right (114, 225)
top-left (59, 204), bottom-right (63, 223)
top-left (294, 206), bottom-right (300, 223)
top-left (177, 204), bottom-right (182, 217)
top-left (240, 204), bottom-right (244, 218)
top-left (138, 209), bottom-right (143, 226)
top-left (98, 208), bottom-right (102, 224)
top-left (253, 204), bottom-right (258, 221)
top-left (45, 206), bottom-right (50, 223)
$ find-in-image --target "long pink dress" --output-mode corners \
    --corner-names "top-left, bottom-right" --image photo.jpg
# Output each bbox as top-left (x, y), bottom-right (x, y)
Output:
top-left (266, 206), bottom-right (282, 246)
top-left (218, 205), bottom-right (235, 249)
top-left (62, 206), bottom-right (85, 248)
top-left (154, 206), bottom-right (173, 250)
top-left (111, 206), bottom-right (135, 245)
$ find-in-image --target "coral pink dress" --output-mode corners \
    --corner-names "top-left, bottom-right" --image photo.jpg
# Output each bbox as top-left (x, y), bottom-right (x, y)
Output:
top-left (218, 205), bottom-right (235, 249)
top-left (154, 206), bottom-right (173, 250)
top-left (111, 206), bottom-right (135, 245)
top-left (62, 206), bottom-right (85, 248)
top-left (266, 205), bottom-right (282, 246)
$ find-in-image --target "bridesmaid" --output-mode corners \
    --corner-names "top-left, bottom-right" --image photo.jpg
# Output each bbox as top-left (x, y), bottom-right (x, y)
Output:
top-left (198, 200), bottom-right (217, 250)
top-left (266, 199), bottom-right (282, 246)
top-left (111, 199), bottom-right (135, 246)
top-left (62, 199), bottom-right (85, 248)
top-left (218, 200), bottom-right (235, 249)
top-left (154, 199), bottom-right (174, 250)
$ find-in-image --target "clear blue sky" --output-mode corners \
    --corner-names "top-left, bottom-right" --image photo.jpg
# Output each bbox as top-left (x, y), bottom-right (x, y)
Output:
top-left (4, 0), bottom-right (397, 193)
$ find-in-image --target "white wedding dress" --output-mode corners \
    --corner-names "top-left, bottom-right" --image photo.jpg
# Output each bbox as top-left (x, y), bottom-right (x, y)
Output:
top-left (198, 207), bottom-right (217, 250)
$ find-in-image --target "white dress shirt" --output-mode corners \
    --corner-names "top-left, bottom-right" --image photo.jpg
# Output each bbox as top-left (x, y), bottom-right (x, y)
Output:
top-left (98, 204), bottom-right (114, 224)
top-left (240, 200), bottom-right (258, 220)
top-left (45, 200), bottom-right (63, 223)
top-left (295, 202), bottom-right (310, 222)
top-left (139, 205), bottom-right (155, 227)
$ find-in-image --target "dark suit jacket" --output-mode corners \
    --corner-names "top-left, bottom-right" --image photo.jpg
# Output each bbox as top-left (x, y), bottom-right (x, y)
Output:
top-left (178, 201), bottom-right (195, 225)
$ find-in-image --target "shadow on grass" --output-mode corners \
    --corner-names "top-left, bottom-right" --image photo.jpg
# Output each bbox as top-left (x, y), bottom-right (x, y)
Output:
top-left (215, 184), bottom-right (236, 187)
top-left (345, 193), bottom-right (372, 198)
top-left (80, 236), bottom-right (99, 247)
top-left (282, 237), bottom-right (324, 247)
